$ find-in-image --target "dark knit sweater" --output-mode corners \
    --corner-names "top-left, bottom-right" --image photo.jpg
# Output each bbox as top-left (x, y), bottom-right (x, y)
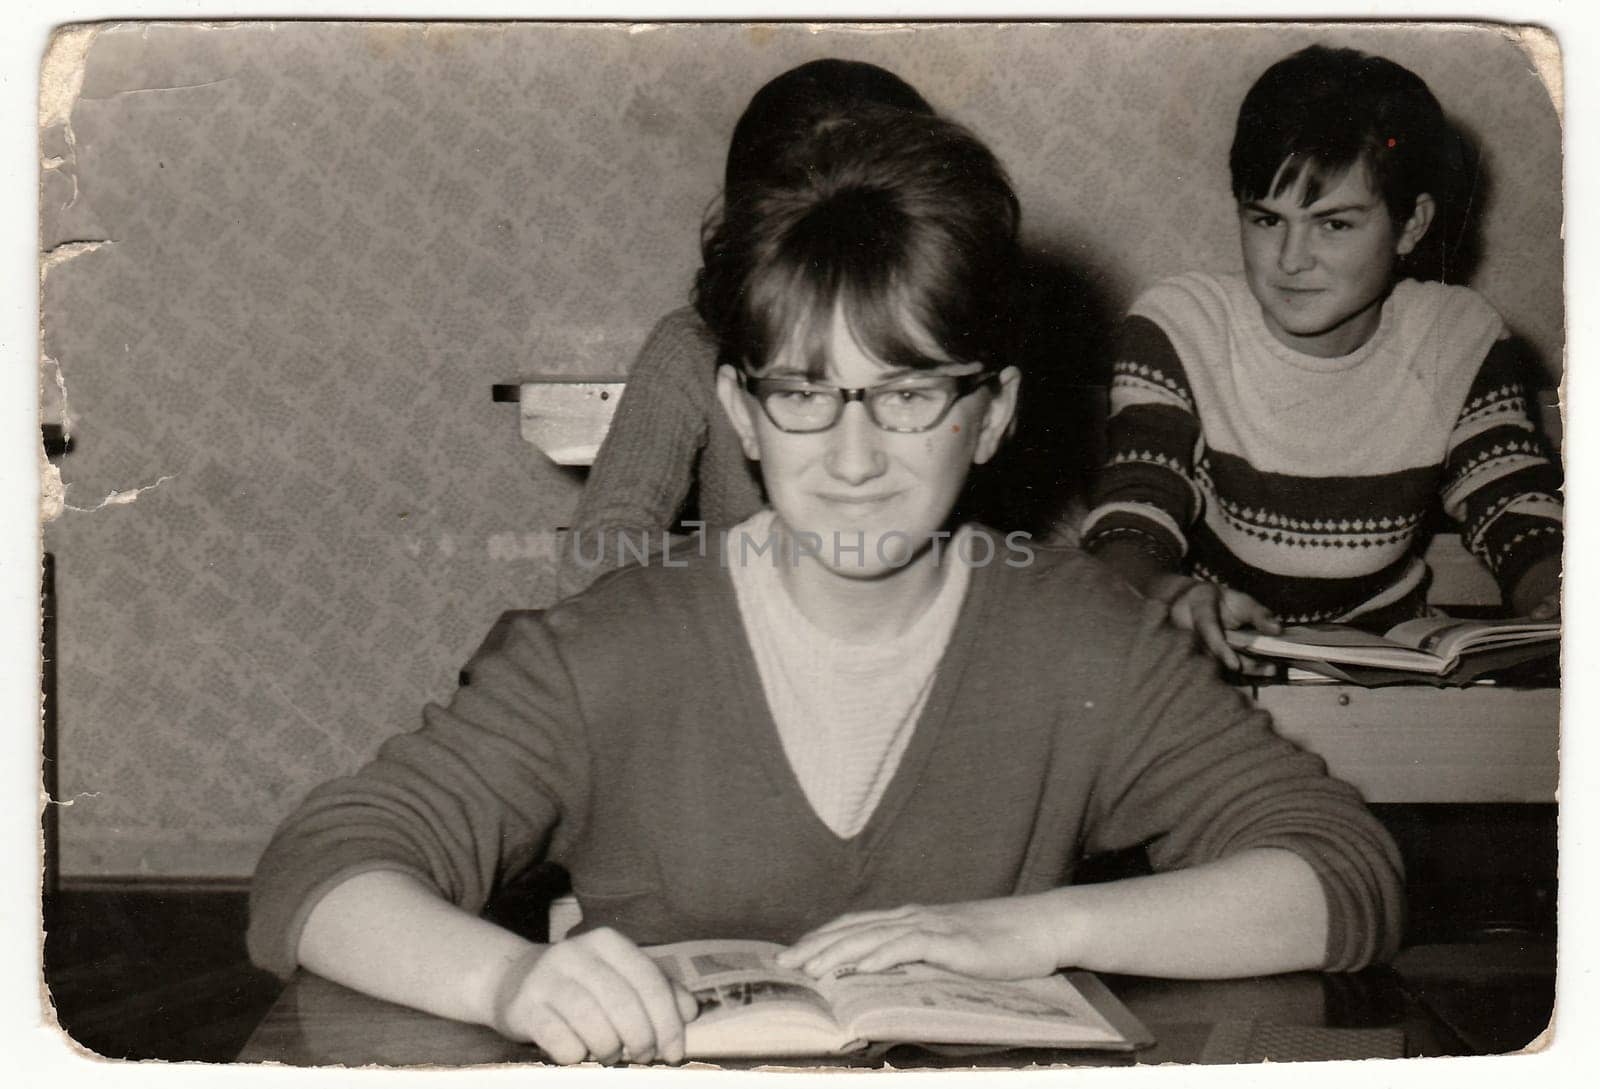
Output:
top-left (562, 308), bottom-right (765, 593)
top-left (249, 536), bottom-right (1404, 981)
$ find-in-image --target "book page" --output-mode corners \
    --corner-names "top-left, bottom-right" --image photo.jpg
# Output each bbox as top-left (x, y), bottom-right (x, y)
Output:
top-left (647, 940), bottom-right (848, 1056)
top-left (817, 963), bottom-right (1125, 1047)
top-left (1385, 616), bottom-right (1561, 658)
top-left (1228, 626), bottom-right (1443, 672)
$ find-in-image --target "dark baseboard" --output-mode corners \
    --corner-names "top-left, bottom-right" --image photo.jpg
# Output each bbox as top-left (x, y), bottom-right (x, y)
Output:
top-left (54, 874), bottom-right (253, 894)
top-left (43, 881), bottom-right (279, 1063)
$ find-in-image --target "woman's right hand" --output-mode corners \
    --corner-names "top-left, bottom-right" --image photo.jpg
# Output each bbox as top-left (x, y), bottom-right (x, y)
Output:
top-left (1146, 574), bottom-right (1280, 672)
top-left (491, 928), bottom-right (698, 1065)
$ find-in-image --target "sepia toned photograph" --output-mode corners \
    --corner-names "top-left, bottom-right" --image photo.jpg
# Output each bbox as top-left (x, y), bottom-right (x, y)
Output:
top-left (30, 14), bottom-right (1571, 1076)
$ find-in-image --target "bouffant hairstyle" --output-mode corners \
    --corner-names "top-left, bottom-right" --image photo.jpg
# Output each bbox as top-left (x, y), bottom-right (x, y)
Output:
top-left (695, 105), bottom-right (1020, 379)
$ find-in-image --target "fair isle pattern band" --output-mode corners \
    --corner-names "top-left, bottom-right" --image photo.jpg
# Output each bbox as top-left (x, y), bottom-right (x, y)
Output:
top-left (1108, 357), bottom-right (1196, 413)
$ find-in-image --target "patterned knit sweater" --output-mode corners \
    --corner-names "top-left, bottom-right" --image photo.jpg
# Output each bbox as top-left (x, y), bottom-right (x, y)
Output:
top-left (1082, 273), bottom-right (1563, 625)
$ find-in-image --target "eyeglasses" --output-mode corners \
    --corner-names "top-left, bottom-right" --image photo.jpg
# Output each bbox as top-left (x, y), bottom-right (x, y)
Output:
top-left (739, 369), bottom-right (999, 434)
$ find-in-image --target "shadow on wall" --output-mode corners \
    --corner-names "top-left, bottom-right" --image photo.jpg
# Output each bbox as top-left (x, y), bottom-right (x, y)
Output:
top-left (958, 248), bottom-right (1117, 540)
top-left (1412, 115), bottom-right (1489, 290)
top-left (1418, 119), bottom-right (1560, 401)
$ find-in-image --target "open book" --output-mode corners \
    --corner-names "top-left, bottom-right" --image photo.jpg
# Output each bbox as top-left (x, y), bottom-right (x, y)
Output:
top-left (1226, 616), bottom-right (1559, 685)
top-left (646, 939), bottom-right (1151, 1059)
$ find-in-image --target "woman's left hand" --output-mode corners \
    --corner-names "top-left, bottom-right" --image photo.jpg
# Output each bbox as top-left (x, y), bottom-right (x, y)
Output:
top-left (775, 897), bottom-right (1061, 981)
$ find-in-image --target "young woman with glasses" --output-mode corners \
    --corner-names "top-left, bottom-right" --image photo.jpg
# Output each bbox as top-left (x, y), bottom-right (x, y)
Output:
top-left (249, 105), bottom-right (1403, 1067)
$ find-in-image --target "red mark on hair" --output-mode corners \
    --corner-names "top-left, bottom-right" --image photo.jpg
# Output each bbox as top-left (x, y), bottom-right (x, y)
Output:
top-left (1386, 137), bottom-right (1397, 148)
top-left (951, 423), bottom-right (961, 433)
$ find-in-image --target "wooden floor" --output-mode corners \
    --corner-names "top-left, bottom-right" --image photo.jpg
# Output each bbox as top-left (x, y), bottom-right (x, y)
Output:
top-left (40, 805), bottom-right (1557, 1064)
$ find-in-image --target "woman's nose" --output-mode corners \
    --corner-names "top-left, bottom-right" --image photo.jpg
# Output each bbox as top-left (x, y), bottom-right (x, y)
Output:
top-left (1277, 224), bottom-right (1315, 274)
top-left (825, 400), bottom-right (889, 484)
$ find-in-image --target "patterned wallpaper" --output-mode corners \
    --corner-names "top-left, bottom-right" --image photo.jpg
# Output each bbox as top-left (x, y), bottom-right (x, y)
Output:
top-left (40, 22), bottom-right (1563, 877)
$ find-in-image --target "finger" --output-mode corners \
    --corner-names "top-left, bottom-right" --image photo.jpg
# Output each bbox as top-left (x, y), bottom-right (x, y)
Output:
top-left (1164, 588), bottom-right (1199, 633)
top-left (1238, 654), bottom-right (1279, 679)
top-left (581, 958), bottom-right (664, 1064)
top-left (1191, 599), bottom-right (1241, 671)
top-left (853, 931), bottom-right (938, 974)
top-left (1231, 596), bottom-right (1280, 635)
top-left (553, 985), bottom-right (625, 1064)
top-left (799, 924), bottom-right (921, 978)
top-left (595, 941), bottom-right (689, 1064)
top-left (674, 981), bottom-right (700, 1025)
top-left (779, 917), bottom-right (878, 967)
top-left (791, 905), bottom-right (920, 944)
top-left (782, 918), bottom-right (896, 970)
top-left (1531, 597), bottom-right (1559, 621)
top-left (524, 1003), bottom-right (592, 1066)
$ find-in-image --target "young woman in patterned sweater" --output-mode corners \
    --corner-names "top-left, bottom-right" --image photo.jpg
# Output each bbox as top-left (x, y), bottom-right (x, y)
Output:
top-left (1082, 45), bottom-right (1562, 669)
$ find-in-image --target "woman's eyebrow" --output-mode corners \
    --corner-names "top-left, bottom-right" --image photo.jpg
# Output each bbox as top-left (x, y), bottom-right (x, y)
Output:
top-left (1241, 198), bottom-right (1376, 218)
top-left (1310, 202), bottom-right (1375, 218)
top-left (759, 364), bottom-right (817, 380)
top-left (875, 366), bottom-right (927, 382)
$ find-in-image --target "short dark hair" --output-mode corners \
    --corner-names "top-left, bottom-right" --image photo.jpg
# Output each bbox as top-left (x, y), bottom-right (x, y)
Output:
top-left (1230, 45), bottom-right (1459, 228)
top-left (695, 106), bottom-right (1020, 379)
top-left (724, 59), bottom-right (935, 202)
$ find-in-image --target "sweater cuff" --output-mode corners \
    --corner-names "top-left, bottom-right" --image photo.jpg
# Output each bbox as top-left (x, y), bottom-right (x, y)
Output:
top-left (1248, 833), bottom-right (1405, 972)
top-left (1082, 522), bottom-right (1185, 570)
top-left (248, 849), bottom-right (433, 981)
top-left (1493, 525), bottom-right (1564, 608)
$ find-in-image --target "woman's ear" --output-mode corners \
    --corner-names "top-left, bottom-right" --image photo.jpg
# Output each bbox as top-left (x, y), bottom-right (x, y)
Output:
top-left (973, 366), bottom-right (1021, 466)
top-left (715, 365), bottom-right (762, 461)
top-left (1395, 193), bottom-right (1437, 257)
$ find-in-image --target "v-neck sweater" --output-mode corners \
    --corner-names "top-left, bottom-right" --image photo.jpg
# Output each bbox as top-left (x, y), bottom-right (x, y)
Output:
top-left (729, 510), bottom-right (973, 839)
top-left (249, 532), bottom-right (1404, 980)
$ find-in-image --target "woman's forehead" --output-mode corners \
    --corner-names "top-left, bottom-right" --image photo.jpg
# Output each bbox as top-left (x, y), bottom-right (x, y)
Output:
top-left (763, 300), bottom-right (954, 380)
top-left (1265, 154), bottom-right (1378, 209)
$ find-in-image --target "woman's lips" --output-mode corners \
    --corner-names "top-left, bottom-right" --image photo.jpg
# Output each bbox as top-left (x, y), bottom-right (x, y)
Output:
top-left (817, 492), bottom-right (899, 506)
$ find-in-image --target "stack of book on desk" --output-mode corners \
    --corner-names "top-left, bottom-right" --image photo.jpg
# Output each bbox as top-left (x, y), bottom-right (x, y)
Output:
top-left (1226, 617), bottom-right (1560, 687)
top-left (647, 939), bottom-right (1152, 1060)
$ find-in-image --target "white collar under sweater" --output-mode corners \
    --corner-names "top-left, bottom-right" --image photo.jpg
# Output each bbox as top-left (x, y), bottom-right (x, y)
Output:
top-left (728, 510), bottom-right (974, 839)
top-left (1132, 273), bottom-right (1503, 478)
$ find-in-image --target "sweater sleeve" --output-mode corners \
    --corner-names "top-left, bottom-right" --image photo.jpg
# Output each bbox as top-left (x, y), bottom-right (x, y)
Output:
top-left (246, 614), bottom-right (592, 980)
top-left (1439, 335), bottom-right (1564, 599)
top-left (1083, 604), bottom-right (1405, 971)
top-left (1080, 316), bottom-right (1204, 567)
top-left (561, 310), bottom-right (719, 594)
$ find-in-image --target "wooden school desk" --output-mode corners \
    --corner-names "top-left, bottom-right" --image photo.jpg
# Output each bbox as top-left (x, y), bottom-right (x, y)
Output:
top-left (238, 960), bottom-right (1485, 1067)
top-left (1252, 684), bottom-right (1557, 804)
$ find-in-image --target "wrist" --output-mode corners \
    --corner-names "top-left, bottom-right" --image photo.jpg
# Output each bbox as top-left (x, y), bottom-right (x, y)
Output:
top-left (1143, 572), bottom-right (1197, 607)
top-left (1027, 888), bottom-right (1090, 972)
top-left (1091, 538), bottom-right (1180, 596)
top-left (486, 944), bottom-right (547, 1039)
